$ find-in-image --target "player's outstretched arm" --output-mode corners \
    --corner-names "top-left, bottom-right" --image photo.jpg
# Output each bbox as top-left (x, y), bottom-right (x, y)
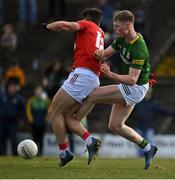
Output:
top-left (94, 46), bottom-right (116, 63)
top-left (46, 21), bottom-right (80, 32)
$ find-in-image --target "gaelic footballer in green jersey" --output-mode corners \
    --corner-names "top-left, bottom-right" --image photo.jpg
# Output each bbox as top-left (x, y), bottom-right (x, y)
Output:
top-left (74, 10), bottom-right (158, 170)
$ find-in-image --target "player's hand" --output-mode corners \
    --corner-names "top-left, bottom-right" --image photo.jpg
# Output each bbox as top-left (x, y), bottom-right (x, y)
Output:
top-left (101, 64), bottom-right (112, 78)
top-left (93, 50), bottom-right (105, 62)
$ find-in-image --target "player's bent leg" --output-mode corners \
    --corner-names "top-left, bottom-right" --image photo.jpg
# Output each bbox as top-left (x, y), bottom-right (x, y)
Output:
top-left (71, 85), bottom-right (126, 163)
top-left (108, 104), bottom-right (143, 143)
top-left (65, 107), bottom-right (101, 165)
top-left (75, 85), bottom-right (125, 121)
top-left (64, 104), bottom-right (88, 140)
top-left (88, 85), bottom-right (125, 104)
top-left (108, 104), bottom-right (158, 169)
top-left (74, 103), bottom-right (95, 122)
top-left (66, 119), bottom-right (101, 165)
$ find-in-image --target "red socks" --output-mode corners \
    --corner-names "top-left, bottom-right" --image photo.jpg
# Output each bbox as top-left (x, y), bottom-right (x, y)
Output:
top-left (59, 142), bottom-right (68, 150)
top-left (82, 131), bottom-right (90, 140)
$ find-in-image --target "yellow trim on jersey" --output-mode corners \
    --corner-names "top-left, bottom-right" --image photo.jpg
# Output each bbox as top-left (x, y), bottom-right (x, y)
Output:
top-left (130, 35), bottom-right (139, 44)
top-left (132, 59), bottom-right (144, 65)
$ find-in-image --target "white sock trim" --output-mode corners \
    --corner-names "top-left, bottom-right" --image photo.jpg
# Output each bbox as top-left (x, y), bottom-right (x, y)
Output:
top-left (143, 143), bottom-right (151, 152)
top-left (85, 136), bottom-right (92, 146)
top-left (58, 147), bottom-right (69, 156)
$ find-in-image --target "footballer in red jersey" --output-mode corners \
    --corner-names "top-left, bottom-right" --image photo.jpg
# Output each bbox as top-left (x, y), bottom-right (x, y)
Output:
top-left (46, 8), bottom-right (103, 166)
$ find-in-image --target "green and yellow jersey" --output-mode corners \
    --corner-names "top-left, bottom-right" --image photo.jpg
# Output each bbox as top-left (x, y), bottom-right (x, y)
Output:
top-left (26, 96), bottom-right (50, 124)
top-left (111, 33), bottom-right (150, 85)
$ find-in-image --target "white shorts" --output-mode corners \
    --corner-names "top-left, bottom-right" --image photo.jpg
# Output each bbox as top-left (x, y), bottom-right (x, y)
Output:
top-left (117, 83), bottom-right (149, 106)
top-left (62, 68), bottom-right (100, 103)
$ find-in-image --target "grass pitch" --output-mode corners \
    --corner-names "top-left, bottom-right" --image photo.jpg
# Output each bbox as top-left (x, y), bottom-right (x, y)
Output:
top-left (0, 156), bottom-right (175, 179)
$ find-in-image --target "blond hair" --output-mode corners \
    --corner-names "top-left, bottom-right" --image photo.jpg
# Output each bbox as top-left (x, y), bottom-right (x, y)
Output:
top-left (113, 10), bottom-right (135, 23)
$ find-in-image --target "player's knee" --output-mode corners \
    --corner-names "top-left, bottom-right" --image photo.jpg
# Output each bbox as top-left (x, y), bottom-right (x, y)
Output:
top-left (65, 118), bottom-right (79, 132)
top-left (48, 107), bottom-right (53, 121)
top-left (48, 106), bottom-right (57, 122)
top-left (65, 117), bottom-right (71, 126)
top-left (108, 123), bottom-right (123, 134)
top-left (73, 114), bottom-right (82, 122)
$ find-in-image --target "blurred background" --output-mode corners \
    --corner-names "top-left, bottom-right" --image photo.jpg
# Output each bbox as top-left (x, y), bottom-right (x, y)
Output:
top-left (0, 0), bottom-right (175, 158)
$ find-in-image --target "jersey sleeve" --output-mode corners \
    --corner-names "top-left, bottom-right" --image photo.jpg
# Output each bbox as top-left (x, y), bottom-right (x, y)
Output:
top-left (130, 45), bottom-right (147, 70)
top-left (77, 20), bottom-right (90, 30)
top-left (111, 38), bottom-right (122, 51)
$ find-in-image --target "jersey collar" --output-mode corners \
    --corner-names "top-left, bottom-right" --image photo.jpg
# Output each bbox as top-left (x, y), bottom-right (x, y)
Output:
top-left (129, 34), bottom-right (139, 44)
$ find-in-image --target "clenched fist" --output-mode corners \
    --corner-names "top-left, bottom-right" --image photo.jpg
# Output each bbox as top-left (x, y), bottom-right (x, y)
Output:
top-left (93, 50), bottom-right (105, 62)
top-left (101, 64), bottom-right (112, 78)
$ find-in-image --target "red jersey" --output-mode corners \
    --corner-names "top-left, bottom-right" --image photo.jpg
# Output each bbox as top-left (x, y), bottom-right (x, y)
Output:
top-left (72, 20), bottom-right (104, 76)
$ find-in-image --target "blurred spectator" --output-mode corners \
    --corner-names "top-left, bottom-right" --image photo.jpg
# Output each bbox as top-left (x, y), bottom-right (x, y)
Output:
top-left (4, 61), bottom-right (26, 89)
top-left (48, 0), bottom-right (66, 20)
top-left (0, 24), bottom-right (18, 62)
top-left (26, 86), bottom-right (50, 155)
top-left (0, 67), bottom-right (4, 93)
top-left (133, 88), bottom-right (175, 156)
top-left (42, 59), bottom-right (68, 98)
top-left (0, 80), bottom-right (25, 155)
top-left (18, 0), bottom-right (37, 26)
top-left (32, 58), bottom-right (39, 71)
top-left (134, 10), bottom-right (150, 47)
top-left (97, 0), bottom-right (114, 32)
top-left (0, 0), bottom-right (4, 26)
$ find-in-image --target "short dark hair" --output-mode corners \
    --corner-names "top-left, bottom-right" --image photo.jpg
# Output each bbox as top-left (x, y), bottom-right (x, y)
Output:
top-left (114, 10), bottom-right (135, 23)
top-left (81, 8), bottom-right (103, 25)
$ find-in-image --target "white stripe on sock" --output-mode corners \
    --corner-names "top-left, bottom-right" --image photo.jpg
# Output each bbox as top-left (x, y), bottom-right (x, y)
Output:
top-left (142, 143), bottom-right (151, 152)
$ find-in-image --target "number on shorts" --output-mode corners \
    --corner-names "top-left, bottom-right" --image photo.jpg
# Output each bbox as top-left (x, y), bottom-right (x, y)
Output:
top-left (69, 74), bottom-right (78, 84)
